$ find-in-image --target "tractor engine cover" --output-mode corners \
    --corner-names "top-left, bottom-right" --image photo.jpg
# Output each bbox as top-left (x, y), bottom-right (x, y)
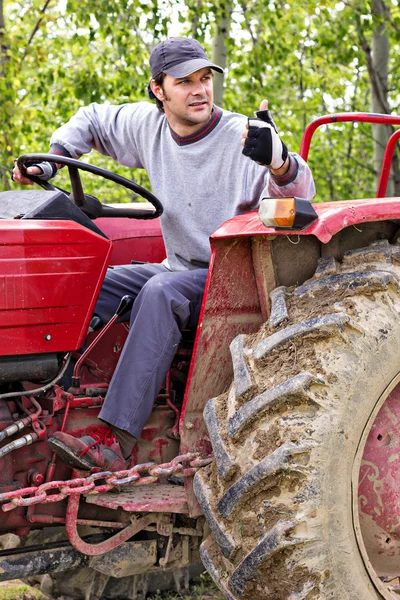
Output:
top-left (0, 191), bottom-right (112, 357)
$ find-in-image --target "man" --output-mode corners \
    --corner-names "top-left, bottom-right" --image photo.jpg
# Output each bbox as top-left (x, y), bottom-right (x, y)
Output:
top-left (12, 37), bottom-right (315, 472)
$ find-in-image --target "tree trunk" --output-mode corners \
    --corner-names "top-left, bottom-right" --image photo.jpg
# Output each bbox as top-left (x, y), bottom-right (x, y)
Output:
top-left (0, 0), bottom-right (11, 191)
top-left (191, 0), bottom-right (201, 37)
top-left (211, 4), bottom-right (232, 107)
top-left (0, 0), bottom-right (6, 76)
top-left (370, 0), bottom-right (398, 196)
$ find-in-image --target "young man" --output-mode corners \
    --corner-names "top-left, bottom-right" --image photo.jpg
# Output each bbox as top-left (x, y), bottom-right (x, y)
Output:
top-left (12, 37), bottom-right (315, 471)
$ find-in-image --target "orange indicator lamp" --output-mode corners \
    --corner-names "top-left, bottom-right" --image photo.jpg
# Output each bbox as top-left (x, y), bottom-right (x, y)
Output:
top-left (258, 197), bottom-right (318, 230)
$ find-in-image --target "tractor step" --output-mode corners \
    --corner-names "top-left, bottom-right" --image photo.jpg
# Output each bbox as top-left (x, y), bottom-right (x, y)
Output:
top-left (85, 484), bottom-right (188, 513)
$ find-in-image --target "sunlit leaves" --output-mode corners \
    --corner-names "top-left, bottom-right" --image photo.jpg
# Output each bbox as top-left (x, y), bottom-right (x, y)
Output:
top-left (1, 0), bottom-right (400, 201)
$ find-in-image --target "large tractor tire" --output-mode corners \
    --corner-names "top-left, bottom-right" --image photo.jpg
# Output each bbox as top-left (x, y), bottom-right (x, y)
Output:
top-left (195, 239), bottom-right (400, 600)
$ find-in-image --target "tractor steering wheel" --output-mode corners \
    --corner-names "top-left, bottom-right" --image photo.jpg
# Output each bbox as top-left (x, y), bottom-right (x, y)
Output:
top-left (16, 154), bottom-right (163, 220)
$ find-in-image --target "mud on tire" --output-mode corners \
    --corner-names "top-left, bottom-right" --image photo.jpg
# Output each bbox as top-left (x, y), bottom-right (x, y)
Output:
top-left (195, 240), bottom-right (400, 599)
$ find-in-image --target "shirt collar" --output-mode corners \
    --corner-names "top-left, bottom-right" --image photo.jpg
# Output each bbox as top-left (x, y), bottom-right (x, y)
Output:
top-left (168, 105), bottom-right (223, 146)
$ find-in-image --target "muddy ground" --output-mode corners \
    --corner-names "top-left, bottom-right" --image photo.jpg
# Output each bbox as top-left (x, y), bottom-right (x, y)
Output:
top-left (0, 574), bottom-right (224, 599)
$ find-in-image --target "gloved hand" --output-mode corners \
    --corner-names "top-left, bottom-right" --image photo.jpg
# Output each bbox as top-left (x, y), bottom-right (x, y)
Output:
top-left (242, 100), bottom-right (288, 170)
top-left (28, 161), bottom-right (58, 181)
top-left (12, 160), bottom-right (58, 185)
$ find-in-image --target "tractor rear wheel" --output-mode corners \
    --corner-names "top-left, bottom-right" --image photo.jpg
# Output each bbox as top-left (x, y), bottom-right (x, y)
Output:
top-left (195, 239), bottom-right (400, 599)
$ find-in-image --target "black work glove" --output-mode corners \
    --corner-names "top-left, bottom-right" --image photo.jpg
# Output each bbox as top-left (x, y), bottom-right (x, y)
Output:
top-left (242, 109), bottom-right (288, 170)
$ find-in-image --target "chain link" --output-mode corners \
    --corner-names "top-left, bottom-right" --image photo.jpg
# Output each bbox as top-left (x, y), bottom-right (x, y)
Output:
top-left (0, 452), bottom-right (213, 512)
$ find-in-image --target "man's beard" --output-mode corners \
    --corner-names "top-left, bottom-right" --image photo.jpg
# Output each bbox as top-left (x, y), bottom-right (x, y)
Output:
top-left (162, 88), bottom-right (212, 125)
top-left (181, 110), bottom-right (212, 125)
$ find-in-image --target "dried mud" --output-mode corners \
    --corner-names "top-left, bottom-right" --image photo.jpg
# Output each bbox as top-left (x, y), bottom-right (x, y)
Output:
top-left (200, 258), bottom-right (400, 599)
top-left (253, 426), bottom-right (281, 461)
top-left (242, 549), bottom-right (320, 600)
top-left (236, 280), bottom-right (376, 400)
top-left (255, 339), bottom-right (323, 394)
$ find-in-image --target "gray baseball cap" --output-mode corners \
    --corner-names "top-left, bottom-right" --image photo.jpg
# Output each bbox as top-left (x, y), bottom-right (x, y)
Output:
top-left (149, 37), bottom-right (223, 79)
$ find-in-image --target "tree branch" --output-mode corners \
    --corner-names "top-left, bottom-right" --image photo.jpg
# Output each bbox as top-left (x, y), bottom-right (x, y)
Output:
top-left (21, 0), bottom-right (52, 62)
top-left (346, 68), bottom-right (361, 160)
top-left (356, 22), bottom-right (391, 114)
top-left (239, 1), bottom-right (264, 89)
top-left (298, 21), bottom-right (311, 131)
top-left (0, 0), bottom-right (8, 77)
top-left (191, 0), bottom-right (201, 37)
top-left (240, 1), bottom-right (257, 47)
top-left (374, 0), bottom-right (400, 36)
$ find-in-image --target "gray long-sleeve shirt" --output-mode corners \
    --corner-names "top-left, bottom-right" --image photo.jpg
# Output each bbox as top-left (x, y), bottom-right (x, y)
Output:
top-left (51, 102), bottom-right (315, 271)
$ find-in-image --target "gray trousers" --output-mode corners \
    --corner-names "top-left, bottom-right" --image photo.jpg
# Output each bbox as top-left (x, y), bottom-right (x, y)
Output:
top-left (96, 264), bottom-right (208, 437)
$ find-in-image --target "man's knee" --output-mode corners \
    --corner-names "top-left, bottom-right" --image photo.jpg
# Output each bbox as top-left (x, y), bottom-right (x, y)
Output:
top-left (140, 272), bottom-right (175, 298)
top-left (138, 273), bottom-right (191, 326)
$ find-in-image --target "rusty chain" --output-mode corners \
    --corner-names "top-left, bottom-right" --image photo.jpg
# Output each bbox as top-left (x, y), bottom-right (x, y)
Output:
top-left (0, 452), bottom-right (213, 512)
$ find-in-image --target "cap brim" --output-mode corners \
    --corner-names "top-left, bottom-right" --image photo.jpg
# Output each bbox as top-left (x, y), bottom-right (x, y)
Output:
top-left (164, 58), bottom-right (223, 78)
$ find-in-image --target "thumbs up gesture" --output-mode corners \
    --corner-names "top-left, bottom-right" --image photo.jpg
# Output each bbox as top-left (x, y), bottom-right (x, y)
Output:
top-left (241, 100), bottom-right (289, 173)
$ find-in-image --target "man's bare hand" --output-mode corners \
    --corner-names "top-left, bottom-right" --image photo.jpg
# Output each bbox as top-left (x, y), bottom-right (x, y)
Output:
top-left (12, 160), bottom-right (59, 185)
top-left (12, 163), bottom-right (42, 185)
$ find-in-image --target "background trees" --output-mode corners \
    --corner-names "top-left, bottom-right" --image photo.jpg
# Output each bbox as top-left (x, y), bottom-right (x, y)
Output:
top-left (1, 0), bottom-right (400, 202)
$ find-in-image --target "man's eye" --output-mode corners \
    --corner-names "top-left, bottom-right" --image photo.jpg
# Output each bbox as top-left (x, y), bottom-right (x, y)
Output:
top-left (179, 80), bottom-right (189, 84)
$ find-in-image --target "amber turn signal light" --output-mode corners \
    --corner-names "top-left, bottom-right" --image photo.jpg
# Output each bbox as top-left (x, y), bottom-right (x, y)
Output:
top-left (258, 197), bottom-right (318, 230)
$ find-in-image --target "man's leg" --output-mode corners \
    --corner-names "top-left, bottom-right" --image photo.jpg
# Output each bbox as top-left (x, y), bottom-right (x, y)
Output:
top-left (94, 263), bottom-right (168, 324)
top-left (50, 265), bottom-right (208, 469)
top-left (49, 263), bottom-right (168, 469)
top-left (99, 267), bottom-right (208, 440)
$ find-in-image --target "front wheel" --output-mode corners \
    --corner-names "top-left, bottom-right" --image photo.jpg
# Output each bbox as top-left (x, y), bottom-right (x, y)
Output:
top-left (195, 240), bottom-right (400, 599)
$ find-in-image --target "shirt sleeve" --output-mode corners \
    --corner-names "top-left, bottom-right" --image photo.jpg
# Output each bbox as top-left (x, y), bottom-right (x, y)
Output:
top-left (267, 153), bottom-right (316, 201)
top-left (50, 102), bottom-right (148, 168)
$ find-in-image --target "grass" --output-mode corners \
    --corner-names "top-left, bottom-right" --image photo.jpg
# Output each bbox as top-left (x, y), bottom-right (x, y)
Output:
top-left (0, 574), bottom-right (225, 600)
top-left (148, 573), bottom-right (225, 599)
top-left (0, 582), bottom-right (45, 600)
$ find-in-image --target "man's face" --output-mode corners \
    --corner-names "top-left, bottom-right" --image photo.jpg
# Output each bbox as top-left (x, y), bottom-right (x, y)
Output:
top-left (152, 67), bottom-right (214, 132)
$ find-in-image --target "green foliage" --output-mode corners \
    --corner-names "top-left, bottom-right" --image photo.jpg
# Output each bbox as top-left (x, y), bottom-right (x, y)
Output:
top-left (147, 573), bottom-right (225, 599)
top-left (0, 580), bottom-right (45, 599)
top-left (1, 0), bottom-right (400, 201)
top-left (221, 0), bottom-right (400, 201)
top-left (0, 0), bottom-right (169, 199)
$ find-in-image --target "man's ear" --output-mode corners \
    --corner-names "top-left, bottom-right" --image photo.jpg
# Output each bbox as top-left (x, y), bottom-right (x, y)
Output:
top-left (150, 80), bottom-right (164, 101)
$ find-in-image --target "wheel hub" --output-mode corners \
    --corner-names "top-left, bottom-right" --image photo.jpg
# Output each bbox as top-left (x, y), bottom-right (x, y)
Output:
top-left (355, 378), bottom-right (400, 595)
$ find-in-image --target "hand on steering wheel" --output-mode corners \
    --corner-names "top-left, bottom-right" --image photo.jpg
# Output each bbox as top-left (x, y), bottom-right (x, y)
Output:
top-left (15, 154), bottom-right (163, 220)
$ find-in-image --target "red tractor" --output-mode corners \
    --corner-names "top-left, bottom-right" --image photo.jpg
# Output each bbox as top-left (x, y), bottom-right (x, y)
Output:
top-left (0, 113), bottom-right (400, 600)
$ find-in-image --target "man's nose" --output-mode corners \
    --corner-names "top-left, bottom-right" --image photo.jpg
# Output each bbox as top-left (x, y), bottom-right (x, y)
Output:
top-left (192, 80), bottom-right (207, 95)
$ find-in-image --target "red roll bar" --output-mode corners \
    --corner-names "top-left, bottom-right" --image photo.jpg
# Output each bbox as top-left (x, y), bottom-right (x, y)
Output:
top-left (300, 113), bottom-right (400, 198)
